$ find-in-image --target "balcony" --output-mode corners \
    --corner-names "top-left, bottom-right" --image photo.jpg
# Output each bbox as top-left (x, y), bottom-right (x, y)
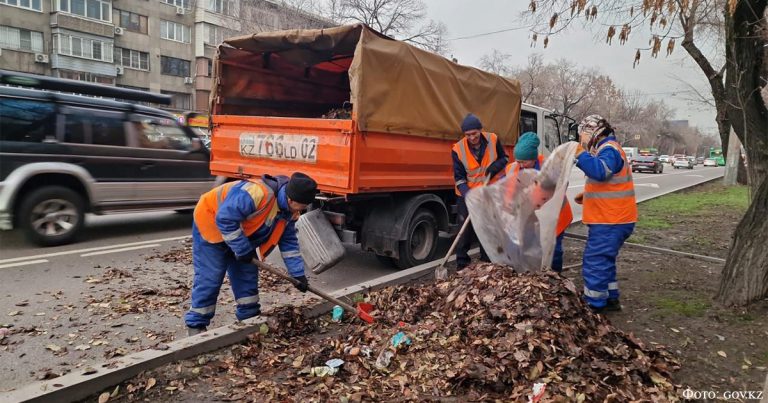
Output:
top-left (51, 12), bottom-right (115, 38)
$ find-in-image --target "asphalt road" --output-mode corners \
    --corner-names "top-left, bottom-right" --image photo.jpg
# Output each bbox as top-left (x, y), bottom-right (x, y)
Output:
top-left (0, 165), bottom-right (724, 391)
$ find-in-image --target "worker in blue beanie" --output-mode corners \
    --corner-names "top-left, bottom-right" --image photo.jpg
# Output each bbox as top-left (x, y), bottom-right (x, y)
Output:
top-left (505, 132), bottom-right (573, 272)
top-left (451, 113), bottom-right (508, 270)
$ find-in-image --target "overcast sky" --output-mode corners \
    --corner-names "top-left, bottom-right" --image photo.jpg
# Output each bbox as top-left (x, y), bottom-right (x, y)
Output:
top-left (423, 0), bottom-right (719, 135)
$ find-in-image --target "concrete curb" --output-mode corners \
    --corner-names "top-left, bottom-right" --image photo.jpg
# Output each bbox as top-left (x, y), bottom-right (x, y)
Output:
top-left (3, 249), bottom-right (476, 403)
top-left (564, 233), bottom-right (727, 264)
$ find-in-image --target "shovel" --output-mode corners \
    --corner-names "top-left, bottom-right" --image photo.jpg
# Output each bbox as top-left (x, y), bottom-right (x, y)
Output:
top-left (253, 259), bottom-right (376, 324)
top-left (435, 174), bottom-right (494, 281)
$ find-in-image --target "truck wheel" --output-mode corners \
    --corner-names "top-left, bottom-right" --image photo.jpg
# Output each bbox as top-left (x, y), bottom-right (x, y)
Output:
top-left (18, 186), bottom-right (85, 246)
top-left (393, 209), bottom-right (438, 269)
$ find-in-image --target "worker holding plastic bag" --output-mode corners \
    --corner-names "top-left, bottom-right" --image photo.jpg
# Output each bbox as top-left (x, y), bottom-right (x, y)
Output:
top-left (503, 132), bottom-right (573, 272)
top-left (466, 140), bottom-right (579, 272)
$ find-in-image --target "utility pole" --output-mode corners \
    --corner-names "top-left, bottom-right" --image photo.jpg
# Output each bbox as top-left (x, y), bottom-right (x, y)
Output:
top-left (723, 128), bottom-right (742, 186)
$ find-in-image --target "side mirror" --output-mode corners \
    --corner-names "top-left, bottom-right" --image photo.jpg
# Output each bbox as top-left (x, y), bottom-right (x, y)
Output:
top-left (568, 123), bottom-right (579, 142)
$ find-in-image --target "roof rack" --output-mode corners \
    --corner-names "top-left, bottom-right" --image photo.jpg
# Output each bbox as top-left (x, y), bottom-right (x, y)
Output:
top-left (0, 69), bottom-right (172, 105)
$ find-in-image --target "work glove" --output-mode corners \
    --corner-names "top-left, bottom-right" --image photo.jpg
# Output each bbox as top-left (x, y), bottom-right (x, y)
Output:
top-left (236, 249), bottom-right (256, 264)
top-left (574, 192), bottom-right (584, 205)
top-left (293, 275), bottom-right (309, 293)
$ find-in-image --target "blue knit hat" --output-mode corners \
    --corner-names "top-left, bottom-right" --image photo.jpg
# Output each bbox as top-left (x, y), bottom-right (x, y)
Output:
top-left (460, 113), bottom-right (482, 132)
top-left (514, 132), bottom-right (540, 161)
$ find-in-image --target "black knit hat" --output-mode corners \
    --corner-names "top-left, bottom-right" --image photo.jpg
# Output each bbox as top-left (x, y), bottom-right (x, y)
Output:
top-left (286, 172), bottom-right (318, 205)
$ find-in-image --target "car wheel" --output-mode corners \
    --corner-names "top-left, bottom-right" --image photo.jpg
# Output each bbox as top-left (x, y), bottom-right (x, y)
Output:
top-left (18, 186), bottom-right (85, 246)
top-left (392, 209), bottom-right (439, 269)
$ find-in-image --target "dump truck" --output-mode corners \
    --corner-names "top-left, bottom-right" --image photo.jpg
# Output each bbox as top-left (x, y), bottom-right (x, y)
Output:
top-left (209, 24), bottom-right (571, 269)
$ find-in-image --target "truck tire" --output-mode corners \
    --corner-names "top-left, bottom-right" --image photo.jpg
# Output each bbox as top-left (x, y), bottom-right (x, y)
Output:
top-left (18, 186), bottom-right (85, 246)
top-left (393, 208), bottom-right (438, 269)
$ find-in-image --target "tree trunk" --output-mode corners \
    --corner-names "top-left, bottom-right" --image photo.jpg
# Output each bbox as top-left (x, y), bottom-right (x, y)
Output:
top-left (716, 0), bottom-right (768, 306)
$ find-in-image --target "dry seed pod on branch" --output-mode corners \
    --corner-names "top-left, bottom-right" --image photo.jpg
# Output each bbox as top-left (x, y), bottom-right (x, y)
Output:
top-left (529, 0), bottom-right (536, 13)
top-left (550, 12), bottom-right (559, 28)
top-left (606, 26), bottom-right (616, 44)
top-left (633, 49), bottom-right (641, 68)
top-left (666, 38), bottom-right (675, 56)
top-left (620, 24), bottom-right (631, 45)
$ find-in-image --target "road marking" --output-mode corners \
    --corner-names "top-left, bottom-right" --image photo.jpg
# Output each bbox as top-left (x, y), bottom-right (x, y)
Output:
top-left (634, 183), bottom-right (660, 188)
top-left (0, 259), bottom-right (49, 269)
top-left (81, 244), bottom-right (162, 257)
top-left (0, 235), bottom-right (189, 265)
top-left (685, 174), bottom-right (705, 178)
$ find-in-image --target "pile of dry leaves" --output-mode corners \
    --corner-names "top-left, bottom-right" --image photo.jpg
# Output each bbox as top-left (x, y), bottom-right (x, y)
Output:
top-left (134, 263), bottom-right (679, 402)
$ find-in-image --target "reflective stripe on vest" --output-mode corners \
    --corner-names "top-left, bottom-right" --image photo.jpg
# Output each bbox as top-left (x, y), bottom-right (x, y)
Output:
top-left (193, 179), bottom-right (280, 244)
top-left (504, 155), bottom-right (573, 234)
top-left (453, 132), bottom-right (500, 195)
top-left (582, 141), bottom-right (638, 224)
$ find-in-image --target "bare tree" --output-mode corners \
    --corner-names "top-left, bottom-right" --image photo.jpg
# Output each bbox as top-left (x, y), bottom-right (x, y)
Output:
top-left (316, 0), bottom-right (450, 54)
top-left (478, 49), bottom-right (514, 76)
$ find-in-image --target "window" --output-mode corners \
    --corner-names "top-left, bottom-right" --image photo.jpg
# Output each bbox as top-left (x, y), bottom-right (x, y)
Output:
top-left (113, 9), bottom-right (148, 34)
top-left (90, 112), bottom-right (126, 146)
top-left (132, 114), bottom-right (192, 150)
top-left (160, 56), bottom-right (190, 77)
top-left (0, 0), bottom-right (42, 12)
top-left (0, 26), bottom-right (44, 52)
top-left (161, 0), bottom-right (189, 8)
top-left (63, 110), bottom-right (90, 144)
top-left (160, 20), bottom-right (190, 43)
top-left (0, 98), bottom-right (55, 142)
top-left (520, 110), bottom-right (537, 137)
top-left (59, 70), bottom-right (115, 85)
top-left (56, 33), bottom-right (113, 62)
top-left (161, 91), bottom-right (191, 110)
top-left (207, 58), bottom-right (213, 77)
top-left (57, 0), bottom-right (112, 22)
top-left (207, 0), bottom-right (236, 15)
top-left (115, 47), bottom-right (149, 70)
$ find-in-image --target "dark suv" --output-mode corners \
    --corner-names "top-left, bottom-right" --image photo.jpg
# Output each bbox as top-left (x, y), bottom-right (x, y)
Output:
top-left (0, 71), bottom-right (217, 246)
top-left (631, 155), bottom-right (663, 174)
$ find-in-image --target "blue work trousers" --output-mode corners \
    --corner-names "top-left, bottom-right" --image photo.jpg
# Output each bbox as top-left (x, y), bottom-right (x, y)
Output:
top-left (582, 223), bottom-right (634, 308)
top-left (551, 232), bottom-right (565, 272)
top-left (185, 224), bottom-right (261, 328)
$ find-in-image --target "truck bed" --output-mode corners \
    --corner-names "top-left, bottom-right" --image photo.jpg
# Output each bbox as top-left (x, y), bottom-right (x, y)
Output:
top-left (210, 115), bottom-right (463, 196)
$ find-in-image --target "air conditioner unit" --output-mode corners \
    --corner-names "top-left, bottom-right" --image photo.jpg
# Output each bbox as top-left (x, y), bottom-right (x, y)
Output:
top-left (116, 66), bottom-right (124, 75)
top-left (175, 6), bottom-right (185, 15)
top-left (114, 26), bottom-right (124, 35)
top-left (34, 53), bottom-right (49, 64)
top-left (183, 77), bottom-right (193, 84)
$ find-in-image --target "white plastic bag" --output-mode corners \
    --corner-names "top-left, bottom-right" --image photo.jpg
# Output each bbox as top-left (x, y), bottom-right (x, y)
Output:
top-left (465, 142), bottom-right (579, 272)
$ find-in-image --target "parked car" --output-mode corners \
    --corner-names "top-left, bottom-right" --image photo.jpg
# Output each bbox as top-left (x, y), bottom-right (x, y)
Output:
top-left (673, 157), bottom-right (695, 169)
top-left (632, 155), bottom-right (664, 174)
top-left (687, 156), bottom-right (697, 165)
top-left (659, 155), bottom-right (671, 163)
top-left (696, 156), bottom-right (705, 164)
top-left (0, 70), bottom-right (219, 246)
top-left (703, 158), bottom-right (718, 167)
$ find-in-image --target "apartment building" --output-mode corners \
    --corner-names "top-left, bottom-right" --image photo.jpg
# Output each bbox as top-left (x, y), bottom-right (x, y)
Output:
top-left (0, 0), bottom-right (330, 113)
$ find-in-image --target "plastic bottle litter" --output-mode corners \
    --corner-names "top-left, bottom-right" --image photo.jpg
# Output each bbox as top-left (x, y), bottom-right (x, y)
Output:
top-left (528, 382), bottom-right (547, 402)
top-left (331, 305), bottom-right (344, 322)
top-left (374, 350), bottom-right (394, 370)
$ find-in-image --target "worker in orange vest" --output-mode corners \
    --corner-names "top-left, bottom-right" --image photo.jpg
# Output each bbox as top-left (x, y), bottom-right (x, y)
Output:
top-left (573, 115), bottom-right (637, 313)
top-left (185, 173), bottom-right (318, 335)
top-left (452, 113), bottom-right (508, 270)
top-left (504, 132), bottom-right (573, 272)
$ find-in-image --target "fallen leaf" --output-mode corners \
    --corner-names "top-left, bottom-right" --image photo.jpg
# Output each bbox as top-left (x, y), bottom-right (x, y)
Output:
top-left (8, 311), bottom-right (21, 316)
top-left (145, 378), bottom-right (156, 391)
top-left (98, 392), bottom-right (110, 403)
top-left (82, 367), bottom-right (98, 375)
top-left (717, 351), bottom-right (727, 358)
top-left (669, 327), bottom-right (680, 333)
top-left (75, 345), bottom-right (91, 351)
top-left (46, 344), bottom-right (62, 352)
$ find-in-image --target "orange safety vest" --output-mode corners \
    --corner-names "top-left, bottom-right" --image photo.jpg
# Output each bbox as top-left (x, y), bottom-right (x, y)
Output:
top-left (193, 179), bottom-right (289, 258)
top-left (453, 132), bottom-right (501, 196)
top-left (582, 141), bottom-right (638, 225)
top-left (504, 155), bottom-right (574, 235)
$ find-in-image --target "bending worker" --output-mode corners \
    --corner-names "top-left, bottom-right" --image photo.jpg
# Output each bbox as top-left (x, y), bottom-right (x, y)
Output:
top-left (504, 132), bottom-right (573, 271)
top-left (574, 115), bottom-right (637, 313)
top-left (185, 172), bottom-right (319, 335)
top-left (452, 113), bottom-right (508, 270)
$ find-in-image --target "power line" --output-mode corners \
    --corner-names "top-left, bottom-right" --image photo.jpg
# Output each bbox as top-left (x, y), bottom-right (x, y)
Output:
top-left (447, 23), bottom-right (536, 41)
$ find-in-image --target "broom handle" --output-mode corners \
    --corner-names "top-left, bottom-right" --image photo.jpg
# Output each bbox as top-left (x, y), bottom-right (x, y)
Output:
top-left (252, 259), bottom-right (358, 314)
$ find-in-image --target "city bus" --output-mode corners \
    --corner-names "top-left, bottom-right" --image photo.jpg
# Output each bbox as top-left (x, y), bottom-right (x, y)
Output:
top-left (710, 147), bottom-right (726, 166)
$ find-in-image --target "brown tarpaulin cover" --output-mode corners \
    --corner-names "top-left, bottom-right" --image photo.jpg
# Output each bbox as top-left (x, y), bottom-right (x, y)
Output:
top-left (221, 24), bottom-right (521, 143)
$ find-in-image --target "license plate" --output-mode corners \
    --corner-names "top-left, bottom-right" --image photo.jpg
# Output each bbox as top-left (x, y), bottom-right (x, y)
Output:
top-left (239, 133), bottom-right (318, 163)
